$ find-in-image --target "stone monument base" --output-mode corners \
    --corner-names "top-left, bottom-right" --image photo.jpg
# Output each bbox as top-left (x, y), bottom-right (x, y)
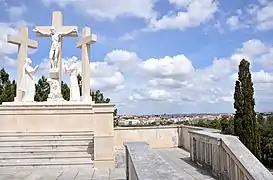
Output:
top-left (0, 101), bottom-right (115, 168)
top-left (47, 97), bottom-right (65, 102)
top-left (49, 69), bottom-right (60, 79)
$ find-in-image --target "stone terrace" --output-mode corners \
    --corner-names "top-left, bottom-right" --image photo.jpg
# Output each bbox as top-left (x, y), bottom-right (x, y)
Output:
top-left (0, 148), bottom-right (218, 179)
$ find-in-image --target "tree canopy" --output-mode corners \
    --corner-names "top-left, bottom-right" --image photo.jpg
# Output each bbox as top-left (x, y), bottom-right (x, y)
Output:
top-left (0, 68), bottom-right (16, 104)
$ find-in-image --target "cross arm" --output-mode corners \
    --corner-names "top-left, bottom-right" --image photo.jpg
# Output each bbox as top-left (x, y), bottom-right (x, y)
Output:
top-left (76, 34), bottom-right (97, 48)
top-left (27, 39), bottom-right (38, 49)
top-left (7, 35), bottom-right (22, 45)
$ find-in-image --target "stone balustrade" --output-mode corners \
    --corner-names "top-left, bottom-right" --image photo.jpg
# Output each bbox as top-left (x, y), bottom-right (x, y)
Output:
top-left (123, 142), bottom-right (183, 180)
top-left (189, 130), bottom-right (273, 180)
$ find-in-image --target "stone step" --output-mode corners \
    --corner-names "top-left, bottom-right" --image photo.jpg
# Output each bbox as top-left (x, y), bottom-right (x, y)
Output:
top-left (0, 145), bottom-right (91, 152)
top-left (0, 154), bottom-right (93, 160)
top-left (0, 137), bottom-right (93, 142)
top-left (0, 141), bottom-right (93, 147)
top-left (0, 131), bottom-right (95, 167)
top-left (0, 131), bottom-right (94, 137)
top-left (0, 149), bottom-right (89, 154)
top-left (0, 151), bottom-right (91, 157)
top-left (0, 157), bottom-right (94, 167)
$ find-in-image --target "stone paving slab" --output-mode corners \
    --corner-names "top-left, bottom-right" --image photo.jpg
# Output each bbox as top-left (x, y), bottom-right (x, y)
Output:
top-left (155, 148), bottom-right (216, 180)
top-left (0, 166), bottom-right (125, 180)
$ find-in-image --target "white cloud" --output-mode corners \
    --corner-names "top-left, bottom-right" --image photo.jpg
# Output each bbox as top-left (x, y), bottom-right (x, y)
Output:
top-left (148, 0), bottom-right (218, 31)
top-left (101, 39), bottom-right (273, 114)
top-left (255, 2), bottom-right (273, 30)
top-left (118, 30), bottom-right (140, 41)
top-left (5, 4), bottom-right (27, 19)
top-left (2, 56), bottom-right (16, 67)
top-left (140, 55), bottom-right (194, 78)
top-left (253, 70), bottom-right (273, 83)
top-left (104, 50), bottom-right (141, 73)
top-left (226, 16), bottom-right (248, 30)
top-left (41, 0), bottom-right (156, 20)
top-left (0, 23), bottom-right (18, 56)
top-left (41, 0), bottom-right (219, 34)
top-left (226, 16), bottom-right (240, 29)
top-left (225, 1), bottom-right (273, 31)
top-left (91, 61), bottom-right (124, 91)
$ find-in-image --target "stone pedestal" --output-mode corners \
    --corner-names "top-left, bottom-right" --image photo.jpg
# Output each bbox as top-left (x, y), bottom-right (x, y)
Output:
top-left (0, 101), bottom-right (115, 169)
top-left (48, 69), bottom-right (63, 101)
top-left (49, 69), bottom-right (59, 79)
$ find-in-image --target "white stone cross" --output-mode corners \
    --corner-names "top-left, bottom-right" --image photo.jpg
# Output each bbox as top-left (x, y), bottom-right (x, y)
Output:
top-left (34, 11), bottom-right (78, 101)
top-left (34, 11), bottom-right (78, 83)
top-left (76, 27), bottom-right (97, 102)
top-left (7, 27), bottom-right (38, 102)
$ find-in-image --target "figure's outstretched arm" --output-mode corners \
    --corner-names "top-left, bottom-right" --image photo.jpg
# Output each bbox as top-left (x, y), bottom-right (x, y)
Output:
top-left (62, 28), bottom-right (77, 36)
top-left (33, 28), bottom-right (51, 36)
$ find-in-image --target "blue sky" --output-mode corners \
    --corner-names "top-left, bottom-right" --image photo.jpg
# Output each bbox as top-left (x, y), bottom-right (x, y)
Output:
top-left (1, 0), bottom-right (273, 115)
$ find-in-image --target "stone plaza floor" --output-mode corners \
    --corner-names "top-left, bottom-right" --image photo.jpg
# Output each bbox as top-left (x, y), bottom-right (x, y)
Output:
top-left (0, 148), bottom-right (215, 180)
top-left (155, 148), bottom-right (216, 180)
top-left (0, 166), bottom-right (126, 180)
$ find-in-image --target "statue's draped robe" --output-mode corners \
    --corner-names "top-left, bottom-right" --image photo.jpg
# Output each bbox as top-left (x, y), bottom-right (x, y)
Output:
top-left (65, 63), bottom-right (80, 101)
top-left (19, 64), bottom-right (36, 102)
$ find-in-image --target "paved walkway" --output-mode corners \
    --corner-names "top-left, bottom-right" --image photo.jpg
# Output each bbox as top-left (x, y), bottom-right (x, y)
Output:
top-left (155, 148), bottom-right (216, 180)
top-left (0, 166), bottom-right (125, 180)
top-left (0, 148), bottom-right (215, 180)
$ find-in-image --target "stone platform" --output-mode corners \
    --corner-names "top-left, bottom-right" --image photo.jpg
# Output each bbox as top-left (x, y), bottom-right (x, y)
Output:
top-left (0, 101), bottom-right (115, 169)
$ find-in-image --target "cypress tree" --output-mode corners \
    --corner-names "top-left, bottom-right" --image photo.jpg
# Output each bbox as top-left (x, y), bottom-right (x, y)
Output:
top-left (233, 80), bottom-right (243, 137)
top-left (233, 59), bottom-right (261, 160)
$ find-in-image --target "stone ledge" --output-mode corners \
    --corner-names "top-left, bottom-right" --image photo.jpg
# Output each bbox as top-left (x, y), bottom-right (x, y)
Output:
top-left (93, 103), bottom-right (115, 113)
top-left (0, 102), bottom-right (115, 115)
top-left (2, 101), bottom-right (94, 106)
top-left (124, 142), bottom-right (185, 179)
top-left (114, 125), bottom-right (179, 130)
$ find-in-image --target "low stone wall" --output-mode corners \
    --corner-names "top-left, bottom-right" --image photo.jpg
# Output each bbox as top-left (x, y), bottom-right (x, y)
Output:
top-left (114, 125), bottom-right (220, 150)
top-left (114, 126), bottom-right (178, 149)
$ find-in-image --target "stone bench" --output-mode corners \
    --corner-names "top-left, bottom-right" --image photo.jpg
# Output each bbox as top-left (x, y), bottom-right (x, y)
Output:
top-left (123, 142), bottom-right (183, 180)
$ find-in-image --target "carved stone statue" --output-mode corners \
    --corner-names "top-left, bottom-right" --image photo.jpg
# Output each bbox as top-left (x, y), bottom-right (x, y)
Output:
top-left (47, 78), bottom-right (62, 100)
top-left (19, 58), bottom-right (39, 102)
top-left (33, 27), bottom-right (76, 71)
top-left (64, 59), bottom-right (81, 101)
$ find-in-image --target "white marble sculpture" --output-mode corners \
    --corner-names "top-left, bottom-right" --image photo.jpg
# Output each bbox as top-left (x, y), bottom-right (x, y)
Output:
top-left (33, 27), bottom-right (76, 71)
top-left (47, 78), bottom-right (62, 100)
top-left (64, 59), bottom-right (81, 101)
top-left (19, 58), bottom-right (39, 102)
